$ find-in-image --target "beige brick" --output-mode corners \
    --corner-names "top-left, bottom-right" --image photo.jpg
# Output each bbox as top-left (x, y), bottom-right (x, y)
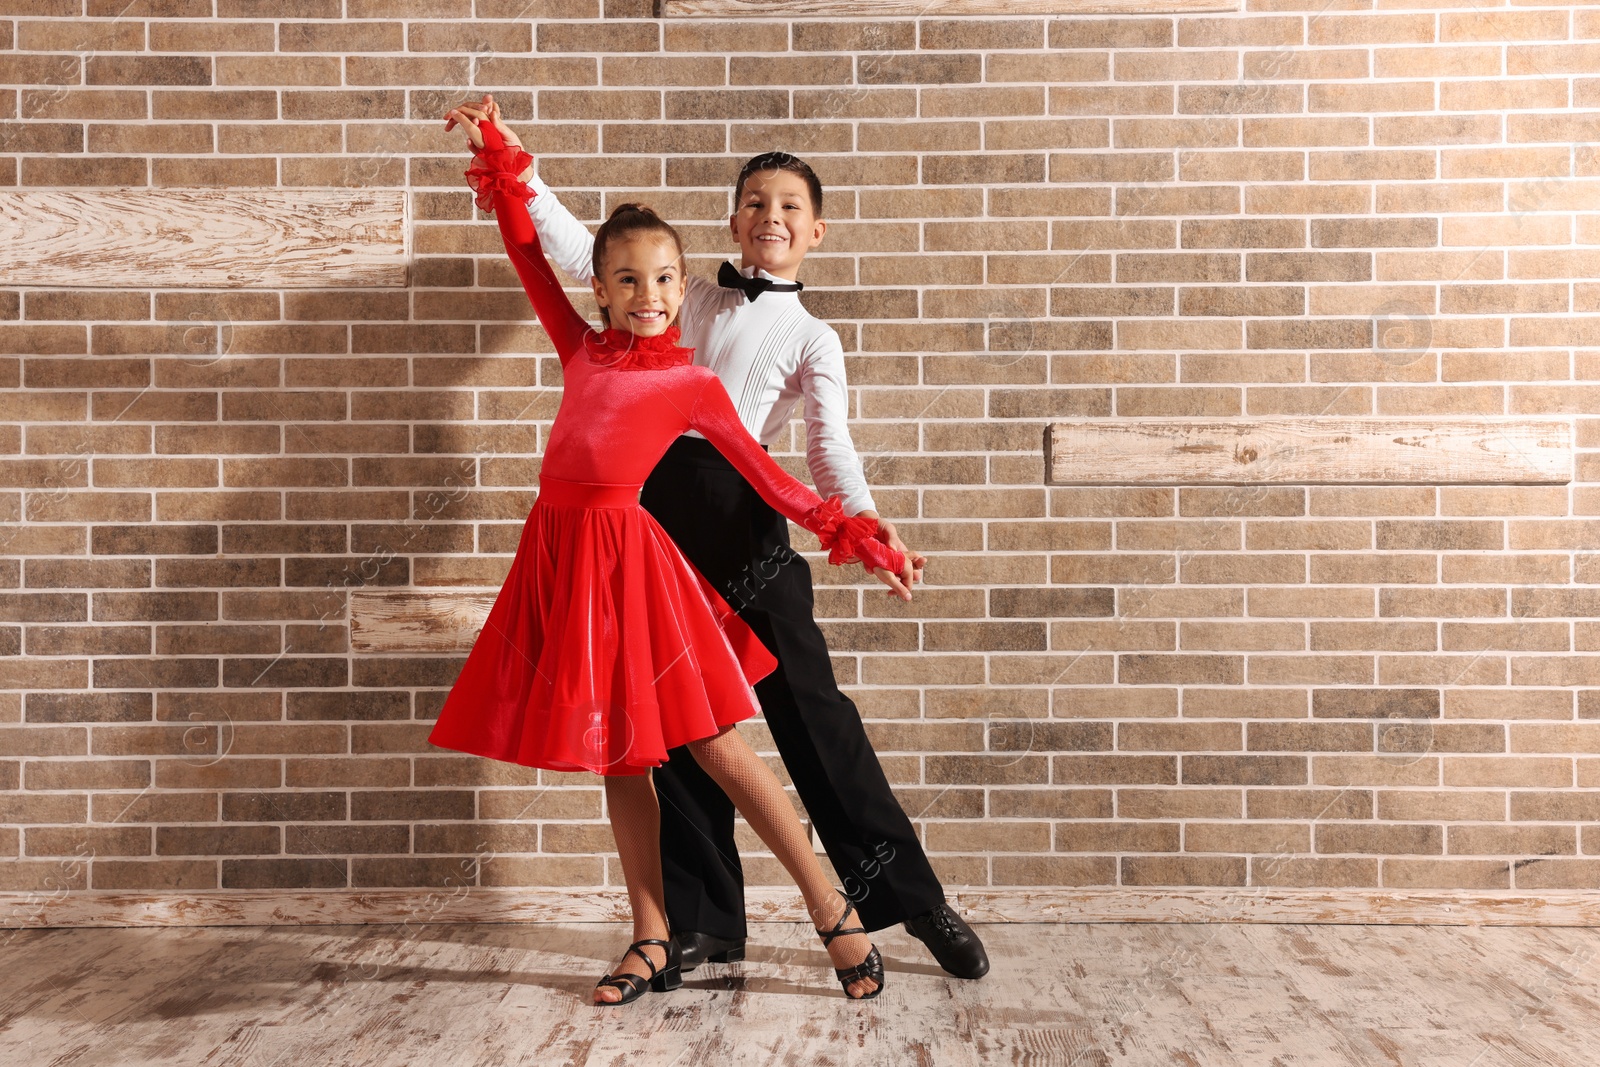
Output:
top-left (1119, 116), bottom-right (1237, 150)
top-left (1514, 859), bottom-right (1600, 890)
top-left (1319, 823), bottom-right (1442, 856)
top-left (1381, 588), bottom-right (1507, 619)
top-left (1383, 858), bottom-right (1509, 889)
top-left (1119, 788), bottom-right (1238, 820)
top-left (1444, 757), bottom-right (1571, 789)
top-left (988, 51), bottom-right (1105, 85)
top-left (1249, 586), bottom-right (1373, 620)
top-left (1122, 588), bottom-right (1242, 619)
top-left (1054, 687), bottom-right (1176, 720)
top-left (1053, 754), bottom-right (1175, 786)
top-left (1185, 688), bottom-right (1306, 720)
top-left (1120, 721), bottom-right (1240, 752)
top-left (1384, 654), bottom-right (1506, 688)
top-left (1056, 821), bottom-right (1179, 852)
top-left (1449, 825), bottom-right (1575, 857)
top-left (1183, 754), bottom-right (1305, 787)
top-left (1314, 755), bottom-right (1439, 788)
top-left (1246, 116), bottom-right (1367, 150)
top-left (1252, 856), bottom-right (1378, 888)
top-left (989, 789), bottom-right (1110, 820)
top-left (1181, 621), bottom-right (1304, 651)
top-left (993, 855), bottom-right (1116, 886)
top-left (1249, 655), bottom-right (1373, 686)
top-left (1187, 822), bottom-right (1310, 855)
top-left (1113, 47), bottom-right (1238, 82)
top-left (1377, 720), bottom-right (1505, 755)
top-left (1312, 150), bottom-right (1435, 182)
top-left (1446, 688), bottom-right (1572, 722)
top-left (1376, 42), bottom-right (1497, 78)
top-left (1378, 790), bottom-right (1505, 823)
top-left (1171, 13), bottom-right (1292, 46)
top-left (1446, 10), bottom-right (1566, 43)
top-left (1509, 43), bottom-right (1600, 76)
top-left (1247, 787), bottom-right (1371, 821)
top-left (1123, 855), bottom-right (1245, 886)
top-left (1248, 720), bottom-right (1372, 755)
top-left (727, 55), bottom-right (843, 87)
top-left (1310, 622), bottom-right (1435, 654)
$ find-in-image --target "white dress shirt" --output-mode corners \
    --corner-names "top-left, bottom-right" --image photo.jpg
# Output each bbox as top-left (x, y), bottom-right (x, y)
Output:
top-left (524, 174), bottom-right (877, 516)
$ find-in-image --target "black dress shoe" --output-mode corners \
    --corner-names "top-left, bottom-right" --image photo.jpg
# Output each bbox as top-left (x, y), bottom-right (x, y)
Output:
top-left (904, 903), bottom-right (989, 979)
top-left (677, 930), bottom-right (747, 973)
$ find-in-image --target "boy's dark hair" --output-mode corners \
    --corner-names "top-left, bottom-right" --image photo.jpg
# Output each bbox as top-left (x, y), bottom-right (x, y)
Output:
top-left (734, 152), bottom-right (823, 216)
top-left (591, 203), bottom-right (685, 326)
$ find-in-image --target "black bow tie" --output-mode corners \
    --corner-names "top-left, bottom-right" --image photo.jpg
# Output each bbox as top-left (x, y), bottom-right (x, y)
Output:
top-left (718, 261), bottom-right (803, 302)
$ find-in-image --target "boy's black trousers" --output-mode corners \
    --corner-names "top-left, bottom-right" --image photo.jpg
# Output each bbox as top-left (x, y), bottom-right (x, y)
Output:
top-left (640, 435), bottom-right (945, 937)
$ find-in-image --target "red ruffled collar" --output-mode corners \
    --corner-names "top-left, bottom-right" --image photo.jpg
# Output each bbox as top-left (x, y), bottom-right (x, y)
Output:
top-left (583, 324), bottom-right (695, 370)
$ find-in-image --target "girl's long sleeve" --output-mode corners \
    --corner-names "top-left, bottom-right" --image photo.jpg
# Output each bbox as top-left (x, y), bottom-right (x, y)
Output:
top-left (465, 123), bottom-right (590, 364)
top-left (689, 375), bottom-right (904, 576)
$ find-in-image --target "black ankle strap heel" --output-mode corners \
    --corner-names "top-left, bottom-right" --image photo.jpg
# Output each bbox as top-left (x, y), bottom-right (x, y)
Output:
top-left (815, 891), bottom-right (884, 1001)
top-left (594, 936), bottom-right (683, 1005)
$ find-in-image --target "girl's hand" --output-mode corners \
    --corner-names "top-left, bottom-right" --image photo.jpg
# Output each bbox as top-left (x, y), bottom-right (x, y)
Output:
top-left (445, 94), bottom-right (521, 148)
top-left (871, 515), bottom-right (924, 588)
top-left (444, 94), bottom-right (530, 182)
top-left (854, 512), bottom-right (924, 593)
top-left (445, 105), bottom-right (487, 150)
top-left (871, 565), bottom-right (913, 602)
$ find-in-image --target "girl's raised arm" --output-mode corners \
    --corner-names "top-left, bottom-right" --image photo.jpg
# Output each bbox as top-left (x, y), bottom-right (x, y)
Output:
top-left (465, 121), bottom-right (590, 365)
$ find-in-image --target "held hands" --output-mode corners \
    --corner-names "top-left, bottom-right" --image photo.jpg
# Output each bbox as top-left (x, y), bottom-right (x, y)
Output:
top-left (443, 93), bottom-right (533, 184)
top-left (857, 511), bottom-right (924, 603)
top-left (443, 96), bottom-right (920, 606)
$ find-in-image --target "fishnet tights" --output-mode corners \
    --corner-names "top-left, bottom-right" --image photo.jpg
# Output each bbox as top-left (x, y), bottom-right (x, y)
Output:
top-left (599, 725), bottom-right (879, 1000)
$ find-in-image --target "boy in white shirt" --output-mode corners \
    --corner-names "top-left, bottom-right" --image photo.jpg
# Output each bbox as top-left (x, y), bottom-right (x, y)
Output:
top-left (446, 97), bottom-right (988, 981)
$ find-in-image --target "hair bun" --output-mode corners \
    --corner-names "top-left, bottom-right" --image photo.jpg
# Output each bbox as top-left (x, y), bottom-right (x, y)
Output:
top-left (607, 202), bottom-right (659, 221)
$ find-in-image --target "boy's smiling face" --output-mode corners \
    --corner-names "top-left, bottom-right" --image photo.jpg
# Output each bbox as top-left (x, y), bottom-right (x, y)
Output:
top-left (729, 169), bottom-right (826, 282)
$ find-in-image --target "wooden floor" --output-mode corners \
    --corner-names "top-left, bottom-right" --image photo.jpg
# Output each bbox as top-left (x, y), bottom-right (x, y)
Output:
top-left (1, 921), bottom-right (1597, 1066)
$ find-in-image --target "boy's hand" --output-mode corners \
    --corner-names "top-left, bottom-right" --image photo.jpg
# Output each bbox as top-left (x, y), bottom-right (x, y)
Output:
top-left (856, 511), bottom-right (924, 599)
top-left (871, 565), bottom-right (913, 603)
top-left (443, 94), bottom-right (532, 182)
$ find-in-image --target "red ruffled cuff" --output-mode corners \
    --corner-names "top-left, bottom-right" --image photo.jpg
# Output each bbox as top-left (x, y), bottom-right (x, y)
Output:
top-left (807, 496), bottom-right (904, 573)
top-left (464, 145), bottom-right (535, 214)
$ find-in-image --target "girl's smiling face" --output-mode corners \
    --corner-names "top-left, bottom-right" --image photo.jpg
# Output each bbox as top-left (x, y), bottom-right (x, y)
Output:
top-left (591, 232), bottom-right (687, 337)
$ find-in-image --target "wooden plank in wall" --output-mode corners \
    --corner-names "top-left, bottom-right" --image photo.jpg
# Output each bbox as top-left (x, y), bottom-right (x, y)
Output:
top-left (0, 190), bottom-right (408, 288)
top-left (1045, 419), bottom-right (1573, 486)
top-left (349, 591), bottom-right (493, 653)
top-left (664, 0), bottom-right (1237, 14)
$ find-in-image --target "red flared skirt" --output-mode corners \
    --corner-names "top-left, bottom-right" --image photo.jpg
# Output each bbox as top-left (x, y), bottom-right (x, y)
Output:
top-left (428, 476), bottom-right (778, 776)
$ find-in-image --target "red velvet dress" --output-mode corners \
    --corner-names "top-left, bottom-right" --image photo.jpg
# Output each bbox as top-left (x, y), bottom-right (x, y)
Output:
top-left (427, 125), bottom-right (904, 777)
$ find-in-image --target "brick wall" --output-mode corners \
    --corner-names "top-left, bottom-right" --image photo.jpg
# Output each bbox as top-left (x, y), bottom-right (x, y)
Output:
top-left (3, 1), bottom-right (1599, 907)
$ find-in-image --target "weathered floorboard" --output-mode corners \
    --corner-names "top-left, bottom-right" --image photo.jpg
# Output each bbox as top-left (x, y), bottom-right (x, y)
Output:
top-left (0, 190), bottom-right (408, 288)
top-left (0, 923), bottom-right (1596, 1067)
top-left (7, 886), bottom-right (1600, 930)
top-left (1046, 418), bottom-right (1573, 485)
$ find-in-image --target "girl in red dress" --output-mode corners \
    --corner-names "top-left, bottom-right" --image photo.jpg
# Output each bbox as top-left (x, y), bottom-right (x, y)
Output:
top-left (428, 119), bottom-right (903, 1002)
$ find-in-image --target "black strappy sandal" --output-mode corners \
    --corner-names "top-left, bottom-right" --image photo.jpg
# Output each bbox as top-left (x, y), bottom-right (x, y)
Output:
top-left (814, 891), bottom-right (884, 1001)
top-left (594, 937), bottom-right (682, 1005)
